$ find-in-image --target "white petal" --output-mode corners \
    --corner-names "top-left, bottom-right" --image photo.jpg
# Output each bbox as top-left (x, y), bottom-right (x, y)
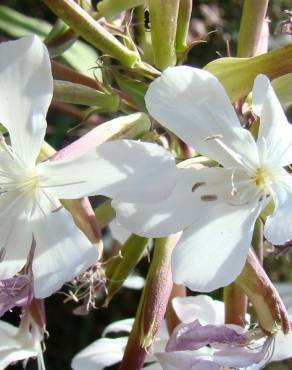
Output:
top-left (271, 330), bottom-right (292, 362)
top-left (0, 321), bottom-right (37, 369)
top-left (253, 74), bottom-right (292, 166)
top-left (0, 321), bottom-right (19, 348)
top-left (0, 348), bottom-right (37, 369)
top-left (274, 282), bottom-right (292, 307)
top-left (109, 219), bottom-right (131, 244)
top-left (172, 200), bottom-right (262, 292)
top-left (31, 193), bottom-right (98, 298)
top-left (71, 337), bottom-right (128, 370)
top-left (172, 296), bottom-right (225, 325)
top-left (114, 167), bottom-right (235, 238)
top-left (145, 66), bottom-right (258, 169)
top-left (102, 318), bottom-right (134, 337)
top-left (38, 140), bottom-right (177, 203)
top-left (156, 351), bottom-right (219, 370)
top-left (123, 275), bottom-right (145, 290)
top-left (0, 192), bottom-right (33, 280)
top-left (0, 36), bottom-right (53, 166)
top-left (264, 174), bottom-right (292, 244)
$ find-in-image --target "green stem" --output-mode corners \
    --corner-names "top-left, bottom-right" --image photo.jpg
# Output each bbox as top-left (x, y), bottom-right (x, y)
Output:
top-left (237, 0), bottom-right (269, 57)
top-left (149, 0), bottom-right (180, 70)
top-left (94, 200), bottom-right (116, 229)
top-left (53, 80), bottom-right (120, 111)
top-left (175, 0), bottom-right (192, 53)
top-left (119, 234), bottom-right (181, 370)
top-left (43, 0), bottom-right (138, 66)
top-left (252, 218), bottom-right (264, 265)
top-left (105, 235), bottom-right (149, 305)
top-left (97, 0), bottom-right (144, 20)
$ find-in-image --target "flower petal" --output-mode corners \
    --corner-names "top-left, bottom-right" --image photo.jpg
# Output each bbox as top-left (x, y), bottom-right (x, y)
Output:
top-left (264, 174), bottom-right (292, 244)
top-left (145, 66), bottom-right (258, 168)
top-left (165, 319), bottom-right (246, 352)
top-left (253, 74), bottom-right (292, 166)
top-left (172, 296), bottom-right (225, 325)
top-left (113, 167), bottom-right (235, 238)
top-left (102, 318), bottom-right (134, 337)
top-left (0, 321), bottom-right (37, 369)
top-left (271, 330), bottom-right (292, 362)
top-left (0, 274), bottom-right (33, 317)
top-left (0, 192), bottom-right (33, 280)
top-left (31, 192), bottom-right (98, 298)
top-left (38, 140), bottom-right (177, 203)
top-left (71, 337), bottom-right (128, 370)
top-left (156, 351), bottom-right (220, 370)
top-left (0, 35), bottom-right (53, 166)
top-left (172, 199), bottom-right (262, 292)
top-left (213, 337), bottom-right (272, 368)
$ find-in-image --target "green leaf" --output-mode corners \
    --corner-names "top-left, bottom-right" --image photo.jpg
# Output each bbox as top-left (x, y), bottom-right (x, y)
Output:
top-left (114, 72), bottom-right (148, 111)
top-left (0, 5), bottom-right (101, 80)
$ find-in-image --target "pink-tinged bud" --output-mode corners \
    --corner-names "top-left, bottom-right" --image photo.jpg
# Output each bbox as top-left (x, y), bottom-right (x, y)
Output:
top-left (254, 18), bottom-right (269, 56)
top-left (237, 0), bottom-right (269, 57)
top-left (50, 113), bottom-right (151, 160)
top-left (205, 44), bottom-right (292, 103)
top-left (224, 283), bottom-right (248, 328)
top-left (28, 299), bottom-right (46, 330)
top-left (119, 233), bottom-right (181, 370)
top-left (236, 249), bottom-right (290, 334)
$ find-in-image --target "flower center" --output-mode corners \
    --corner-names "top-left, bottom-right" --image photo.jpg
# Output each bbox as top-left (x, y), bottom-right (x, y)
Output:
top-left (251, 167), bottom-right (272, 190)
top-left (0, 169), bottom-right (40, 195)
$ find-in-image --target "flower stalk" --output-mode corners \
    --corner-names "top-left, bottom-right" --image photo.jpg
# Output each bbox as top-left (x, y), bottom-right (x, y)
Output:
top-left (224, 283), bottom-right (248, 327)
top-left (119, 233), bottom-right (181, 370)
top-left (43, 0), bottom-right (139, 66)
top-left (53, 80), bottom-right (120, 111)
top-left (149, 0), bottom-right (180, 70)
top-left (105, 234), bottom-right (149, 305)
top-left (237, 0), bottom-right (269, 57)
top-left (175, 0), bottom-right (192, 53)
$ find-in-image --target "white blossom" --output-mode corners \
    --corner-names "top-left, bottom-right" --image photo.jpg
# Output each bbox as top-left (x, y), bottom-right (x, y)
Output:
top-left (114, 66), bottom-right (292, 292)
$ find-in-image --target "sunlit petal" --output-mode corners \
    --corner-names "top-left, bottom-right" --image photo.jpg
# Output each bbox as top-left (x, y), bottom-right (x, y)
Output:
top-left (0, 35), bottom-right (53, 166)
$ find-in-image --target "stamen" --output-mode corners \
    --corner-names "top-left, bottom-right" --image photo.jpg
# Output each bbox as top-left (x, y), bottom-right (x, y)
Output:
top-left (51, 205), bottom-right (63, 213)
top-left (191, 182), bottom-right (206, 192)
top-left (200, 194), bottom-right (218, 201)
top-left (0, 247), bottom-right (5, 262)
top-left (204, 134), bottom-right (223, 141)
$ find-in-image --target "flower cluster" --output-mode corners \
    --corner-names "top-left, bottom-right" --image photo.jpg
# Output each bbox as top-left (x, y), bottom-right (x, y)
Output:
top-left (0, 4), bottom-right (292, 367)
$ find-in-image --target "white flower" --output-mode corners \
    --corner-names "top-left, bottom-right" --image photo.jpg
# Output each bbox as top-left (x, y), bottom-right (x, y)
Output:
top-left (114, 66), bottom-right (292, 292)
top-left (71, 295), bottom-right (292, 370)
top-left (0, 315), bottom-right (45, 370)
top-left (0, 36), bottom-right (177, 298)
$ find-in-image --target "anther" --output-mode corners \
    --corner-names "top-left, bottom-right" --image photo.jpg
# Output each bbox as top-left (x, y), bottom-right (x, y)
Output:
top-left (191, 182), bottom-right (206, 192)
top-left (200, 194), bottom-right (218, 201)
top-left (204, 134), bottom-right (223, 141)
